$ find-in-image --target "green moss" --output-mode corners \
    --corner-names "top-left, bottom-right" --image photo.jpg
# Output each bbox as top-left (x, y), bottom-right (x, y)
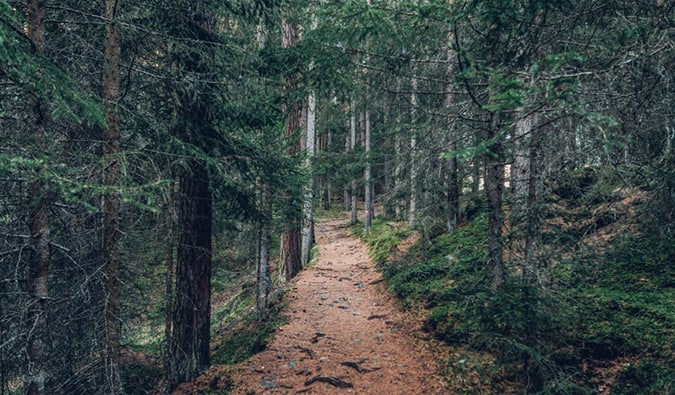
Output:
top-left (354, 216), bottom-right (409, 266)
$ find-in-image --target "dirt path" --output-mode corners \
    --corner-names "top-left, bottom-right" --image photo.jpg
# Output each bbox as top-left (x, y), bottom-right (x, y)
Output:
top-left (229, 217), bottom-right (447, 394)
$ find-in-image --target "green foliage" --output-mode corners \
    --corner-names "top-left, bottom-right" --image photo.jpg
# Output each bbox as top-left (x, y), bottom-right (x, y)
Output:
top-left (613, 360), bottom-right (674, 395)
top-left (0, 0), bottom-right (104, 126)
top-left (568, 232), bottom-right (675, 360)
top-left (121, 361), bottom-right (164, 395)
top-left (374, 214), bottom-right (489, 318)
top-left (355, 216), bottom-right (409, 265)
top-left (366, 199), bottom-right (674, 393)
top-left (211, 284), bottom-right (286, 365)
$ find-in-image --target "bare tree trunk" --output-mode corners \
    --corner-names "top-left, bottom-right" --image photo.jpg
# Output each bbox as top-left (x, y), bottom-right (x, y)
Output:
top-left (256, 180), bottom-right (272, 316)
top-left (25, 1), bottom-right (50, 393)
top-left (408, 77), bottom-right (419, 228)
top-left (523, 114), bottom-right (540, 283)
top-left (486, 112), bottom-right (505, 289)
top-left (167, 161), bottom-right (212, 389)
top-left (350, 102), bottom-right (358, 224)
top-left (364, 107), bottom-right (373, 231)
top-left (162, 182), bottom-right (176, 395)
top-left (344, 131), bottom-right (350, 211)
top-left (395, 133), bottom-right (403, 221)
top-left (513, 109), bottom-right (540, 283)
top-left (255, 18), bottom-right (272, 314)
top-left (102, 0), bottom-right (123, 391)
top-left (445, 31), bottom-right (460, 233)
top-left (279, 16), bottom-right (302, 282)
top-left (301, 91), bottom-right (316, 266)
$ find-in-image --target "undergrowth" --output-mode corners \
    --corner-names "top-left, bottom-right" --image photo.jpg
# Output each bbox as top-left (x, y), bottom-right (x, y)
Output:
top-left (360, 195), bottom-right (674, 393)
top-left (211, 283), bottom-right (287, 365)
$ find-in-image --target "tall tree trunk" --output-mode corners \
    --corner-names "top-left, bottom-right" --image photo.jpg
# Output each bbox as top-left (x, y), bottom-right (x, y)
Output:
top-left (256, 180), bottom-right (272, 316)
top-left (167, 160), bottom-right (212, 389)
top-left (524, 122), bottom-right (540, 282)
top-left (485, 112), bottom-right (505, 289)
top-left (279, 16), bottom-right (302, 282)
top-left (165, 7), bottom-right (216, 389)
top-left (255, 18), bottom-right (272, 315)
top-left (343, 130), bottom-right (350, 211)
top-left (301, 91), bottom-right (316, 266)
top-left (162, 182), bottom-right (176, 395)
top-left (25, 1), bottom-right (50, 394)
top-left (364, 107), bottom-right (373, 231)
top-left (445, 31), bottom-right (460, 233)
top-left (395, 132), bottom-right (403, 221)
top-left (511, 110), bottom-right (540, 284)
top-left (408, 77), bottom-right (419, 228)
top-left (102, 0), bottom-right (123, 391)
top-left (350, 102), bottom-right (358, 224)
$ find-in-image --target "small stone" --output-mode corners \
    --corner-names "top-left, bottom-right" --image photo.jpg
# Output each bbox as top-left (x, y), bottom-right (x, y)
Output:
top-left (259, 379), bottom-right (275, 389)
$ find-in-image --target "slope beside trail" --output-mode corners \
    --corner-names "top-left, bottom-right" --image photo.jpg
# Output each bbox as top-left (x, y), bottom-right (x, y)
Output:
top-left (229, 216), bottom-right (448, 394)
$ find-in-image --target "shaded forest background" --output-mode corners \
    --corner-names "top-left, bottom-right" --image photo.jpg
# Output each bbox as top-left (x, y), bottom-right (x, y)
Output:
top-left (0, 0), bottom-right (673, 393)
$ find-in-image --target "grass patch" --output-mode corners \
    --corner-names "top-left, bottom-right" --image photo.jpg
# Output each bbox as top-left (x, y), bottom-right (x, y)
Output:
top-left (352, 216), bottom-right (410, 265)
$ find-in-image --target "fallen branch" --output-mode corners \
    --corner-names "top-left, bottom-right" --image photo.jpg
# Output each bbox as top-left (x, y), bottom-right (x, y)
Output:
top-left (304, 376), bottom-right (353, 388)
top-left (340, 359), bottom-right (370, 373)
top-left (295, 345), bottom-right (315, 359)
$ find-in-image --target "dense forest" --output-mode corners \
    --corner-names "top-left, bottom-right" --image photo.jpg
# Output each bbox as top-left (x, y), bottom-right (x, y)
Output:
top-left (1, 0), bottom-right (673, 393)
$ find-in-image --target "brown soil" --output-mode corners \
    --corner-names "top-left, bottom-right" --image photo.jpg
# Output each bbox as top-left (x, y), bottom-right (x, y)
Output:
top-left (227, 216), bottom-right (448, 394)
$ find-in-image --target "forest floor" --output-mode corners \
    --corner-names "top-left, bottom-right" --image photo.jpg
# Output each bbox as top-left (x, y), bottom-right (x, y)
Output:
top-left (223, 215), bottom-right (448, 394)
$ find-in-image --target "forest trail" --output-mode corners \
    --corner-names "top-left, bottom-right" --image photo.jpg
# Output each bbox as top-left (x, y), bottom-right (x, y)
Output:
top-left (228, 216), bottom-right (448, 394)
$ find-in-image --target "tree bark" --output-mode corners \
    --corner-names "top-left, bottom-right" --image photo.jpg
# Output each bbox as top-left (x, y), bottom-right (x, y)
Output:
top-left (395, 132), bottom-right (403, 221)
top-left (256, 180), bottom-right (272, 316)
top-left (167, 160), bottom-right (212, 389)
top-left (301, 91), bottom-right (316, 266)
top-left (344, 130), bottom-right (350, 211)
top-left (350, 102), bottom-right (358, 224)
top-left (485, 112), bottom-right (506, 289)
top-left (278, 16), bottom-right (302, 282)
top-left (25, 1), bottom-right (50, 394)
top-left (513, 109), bottom-right (540, 283)
top-left (162, 182), bottom-right (176, 395)
top-left (102, 0), bottom-right (123, 391)
top-left (364, 107), bottom-right (373, 231)
top-left (445, 31), bottom-right (460, 233)
top-left (408, 77), bottom-right (419, 228)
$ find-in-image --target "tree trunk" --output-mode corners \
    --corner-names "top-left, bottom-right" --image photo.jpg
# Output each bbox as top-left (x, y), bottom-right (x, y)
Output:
top-left (301, 91), bottom-right (316, 266)
top-left (350, 102), bottom-right (358, 224)
top-left (167, 161), bottom-right (212, 389)
top-left (256, 180), bottom-right (272, 316)
top-left (278, 16), bottom-right (302, 282)
top-left (162, 182), bottom-right (176, 395)
top-left (485, 112), bottom-right (505, 289)
top-left (102, 0), bottom-right (123, 391)
top-left (445, 31), bottom-right (460, 233)
top-left (25, 1), bottom-right (50, 393)
top-left (513, 109), bottom-right (537, 281)
top-left (364, 107), bottom-right (373, 231)
top-left (395, 133), bottom-right (403, 221)
top-left (408, 77), bottom-right (419, 228)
